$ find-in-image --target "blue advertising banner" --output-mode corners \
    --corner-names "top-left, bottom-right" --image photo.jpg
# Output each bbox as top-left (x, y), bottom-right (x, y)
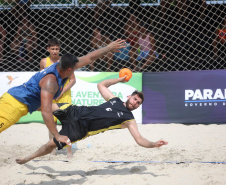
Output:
top-left (143, 70), bottom-right (226, 124)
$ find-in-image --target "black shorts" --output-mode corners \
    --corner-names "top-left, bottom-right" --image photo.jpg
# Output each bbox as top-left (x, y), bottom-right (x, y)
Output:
top-left (53, 103), bottom-right (87, 150)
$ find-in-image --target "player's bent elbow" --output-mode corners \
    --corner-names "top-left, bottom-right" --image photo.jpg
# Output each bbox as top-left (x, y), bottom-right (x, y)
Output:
top-left (97, 82), bottom-right (103, 90)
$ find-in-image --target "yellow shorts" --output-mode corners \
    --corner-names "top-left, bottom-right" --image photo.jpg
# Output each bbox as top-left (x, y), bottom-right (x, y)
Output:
top-left (52, 90), bottom-right (72, 123)
top-left (0, 93), bottom-right (28, 133)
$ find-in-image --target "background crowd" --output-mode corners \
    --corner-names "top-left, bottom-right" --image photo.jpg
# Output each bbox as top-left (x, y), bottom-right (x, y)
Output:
top-left (0, 0), bottom-right (225, 72)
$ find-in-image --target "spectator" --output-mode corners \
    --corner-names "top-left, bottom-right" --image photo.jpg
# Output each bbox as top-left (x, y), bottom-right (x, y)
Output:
top-left (89, 1), bottom-right (114, 71)
top-left (93, 0), bottom-right (113, 41)
top-left (90, 28), bottom-right (104, 50)
top-left (0, 25), bottom-right (6, 62)
top-left (95, 0), bottom-right (115, 39)
top-left (213, 16), bottom-right (226, 61)
top-left (11, 14), bottom-right (37, 63)
top-left (136, 22), bottom-right (158, 72)
top-left (40, 38), bottom-right (76, 158)
top-left (89, 27), bottom-right (113, 71)
top-left (124, 14), bottom-right (140, 71)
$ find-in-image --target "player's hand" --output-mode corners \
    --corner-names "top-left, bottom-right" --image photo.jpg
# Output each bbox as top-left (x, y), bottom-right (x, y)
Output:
top-left (154, 140), bottom-right (168, 147)
top-left (55, 135), bottom-right (72, 146)
top-left (107, 39), bottom-right (126, 53)
top-left (119, 76), bottom-right (127, 83)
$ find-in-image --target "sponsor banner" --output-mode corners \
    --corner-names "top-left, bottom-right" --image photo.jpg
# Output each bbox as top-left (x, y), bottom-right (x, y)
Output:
top-left (0, 72), bottom-right (142, 124)
top-left (70, 72), bottom-right (142, 123)
top-left (143, 70), bottom-right (226, 124)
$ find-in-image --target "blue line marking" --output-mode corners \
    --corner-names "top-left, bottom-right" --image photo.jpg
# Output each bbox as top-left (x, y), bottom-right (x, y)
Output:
top-left (92, 161), bottom-right (226, 164)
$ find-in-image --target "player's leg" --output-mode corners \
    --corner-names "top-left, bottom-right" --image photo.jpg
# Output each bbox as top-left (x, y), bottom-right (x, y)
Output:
top-left (0, 117), bottom-right (15, 133)
top-left (16, 139), bottom-right (57, 164)
top-left (0, 93), bottom-right (28, 133)
top-left (53, 103), bottom-right (87, 156)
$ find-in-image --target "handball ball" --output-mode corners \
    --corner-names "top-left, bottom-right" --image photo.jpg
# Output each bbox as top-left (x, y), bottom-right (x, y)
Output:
top-left (119, 68), bottom-right (132, 82)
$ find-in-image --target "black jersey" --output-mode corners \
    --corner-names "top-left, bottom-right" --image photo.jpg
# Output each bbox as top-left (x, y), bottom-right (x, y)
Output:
top-left (80, 97), bottom-right (135, 136)
top-left (53, 97), bottom-right (135, 150)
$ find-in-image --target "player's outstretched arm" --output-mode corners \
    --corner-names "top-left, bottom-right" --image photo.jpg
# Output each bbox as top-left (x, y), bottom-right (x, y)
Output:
top-left (97, 77), bottom-right (127, 101)
top-left (77, 39), bottom-right (126, 69)
top-left (122, 120), bottom-right (168, 148)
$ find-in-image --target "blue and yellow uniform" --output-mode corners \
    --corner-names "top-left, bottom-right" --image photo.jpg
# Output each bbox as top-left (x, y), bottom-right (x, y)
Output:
top-left (45, 57), bottom-right (72, 104)
top-left (53, 97), bottom-right (135, 150)
top-left (0, 62), bottom-right (67, 133)
top-left (45, 57), bottom-right (72, 122)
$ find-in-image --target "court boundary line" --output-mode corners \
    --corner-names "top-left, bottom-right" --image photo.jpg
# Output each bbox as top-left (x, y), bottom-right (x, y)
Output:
top-left (32, 160), bottom-right (226, 164)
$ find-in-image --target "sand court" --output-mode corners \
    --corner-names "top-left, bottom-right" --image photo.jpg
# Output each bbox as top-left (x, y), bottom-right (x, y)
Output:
top-left (0, 123), bottom-right (226, 185)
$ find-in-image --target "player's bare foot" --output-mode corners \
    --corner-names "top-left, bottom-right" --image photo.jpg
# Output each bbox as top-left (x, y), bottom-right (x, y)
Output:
top-left (16, 157), bottom-right (30, 164)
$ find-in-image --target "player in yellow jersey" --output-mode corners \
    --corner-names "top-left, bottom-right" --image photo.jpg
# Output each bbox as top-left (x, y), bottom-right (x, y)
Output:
top-left (40, 38), bottom-right (76, 158)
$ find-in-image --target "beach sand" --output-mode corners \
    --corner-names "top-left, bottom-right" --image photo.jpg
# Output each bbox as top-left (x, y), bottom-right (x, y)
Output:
top-left (0, 123), bottom-right (226, 185)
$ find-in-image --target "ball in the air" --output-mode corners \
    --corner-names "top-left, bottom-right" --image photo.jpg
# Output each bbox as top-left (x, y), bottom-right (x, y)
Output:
top-left (119, 68), bottom-right (132, 82)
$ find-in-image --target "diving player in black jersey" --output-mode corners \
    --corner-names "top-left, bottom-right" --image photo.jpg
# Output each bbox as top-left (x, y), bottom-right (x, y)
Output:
top-left (16, 76), bottom-right (168, 164)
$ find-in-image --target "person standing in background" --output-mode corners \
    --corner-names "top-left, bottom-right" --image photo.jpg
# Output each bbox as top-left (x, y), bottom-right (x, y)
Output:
top-left (124, 13), bottom-right (140, 71)
top-left (136, 22), bottom-right (158, 72)
top-left (90, 0), bottom-right (114, 71)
